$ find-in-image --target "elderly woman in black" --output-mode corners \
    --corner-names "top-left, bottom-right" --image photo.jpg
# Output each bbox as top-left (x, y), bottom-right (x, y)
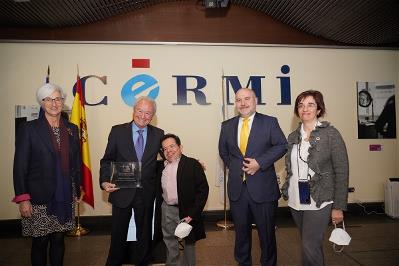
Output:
top-left (281, 90), bottom-right (349, 266)
top-left (12, 83), bottom-right (81, 266)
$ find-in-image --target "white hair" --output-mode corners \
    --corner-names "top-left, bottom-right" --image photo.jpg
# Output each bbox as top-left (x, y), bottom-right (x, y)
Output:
top-left (36, 83), bottom-right (66, 105)
top-left (133, 96), bottom-right (157, 114)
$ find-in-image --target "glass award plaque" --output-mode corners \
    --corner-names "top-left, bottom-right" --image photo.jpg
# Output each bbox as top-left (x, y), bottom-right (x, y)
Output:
top-left (110, 162), bottom-right (142, 188)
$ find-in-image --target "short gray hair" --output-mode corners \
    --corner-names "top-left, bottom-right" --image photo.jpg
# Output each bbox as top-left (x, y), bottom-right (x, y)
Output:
top-left (36, 83), bottom-right (66, 106)
top-left (133, 96), bottom-right (157, 114)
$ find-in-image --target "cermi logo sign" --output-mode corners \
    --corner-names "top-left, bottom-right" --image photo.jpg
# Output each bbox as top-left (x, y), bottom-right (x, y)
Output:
top-left (73, 58), bottom-right (292, 107)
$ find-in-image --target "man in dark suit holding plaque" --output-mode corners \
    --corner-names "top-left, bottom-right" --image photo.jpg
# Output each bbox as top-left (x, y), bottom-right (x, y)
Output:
top-left (218, 88), bottom-right (287, 266)
top-left (100, 96), bottom-right (164, 266)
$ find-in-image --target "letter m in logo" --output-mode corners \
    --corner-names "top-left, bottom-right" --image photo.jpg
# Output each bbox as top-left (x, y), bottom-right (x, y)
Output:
top-left (224, 76), bottom-right (265, 105)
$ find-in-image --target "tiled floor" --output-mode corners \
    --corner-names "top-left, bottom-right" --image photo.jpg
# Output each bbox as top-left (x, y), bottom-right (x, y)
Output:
top-left (1, 214), bottom-right (398, 265)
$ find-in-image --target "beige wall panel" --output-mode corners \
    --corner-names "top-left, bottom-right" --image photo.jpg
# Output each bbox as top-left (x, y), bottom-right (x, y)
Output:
top-left (0, 42), bottom-right (397, 219)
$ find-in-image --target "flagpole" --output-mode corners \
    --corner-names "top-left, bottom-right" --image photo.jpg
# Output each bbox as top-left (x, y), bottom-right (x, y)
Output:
top-left (216, 166), bottom-right (234, 230)
top-left (67, 200), bottom-right (89, 237)
top-left (39, 65), bottom-right (50, 118)
top-left (46, 65), bottom-right (50, 83)
top-left (67, 65), bottom-right (91, 237)
top-left (216, 70), bottom-right (234, 230)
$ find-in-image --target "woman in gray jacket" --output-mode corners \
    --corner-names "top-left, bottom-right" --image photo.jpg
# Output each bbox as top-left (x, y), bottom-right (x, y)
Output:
top-left (281, 90), bottom-right (349, 266)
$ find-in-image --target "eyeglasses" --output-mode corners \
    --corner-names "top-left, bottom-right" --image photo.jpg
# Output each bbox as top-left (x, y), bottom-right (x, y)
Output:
top-left (42, 97), bottom-right (63, 105)
top-left (298, 102), bottom-right (317, 110)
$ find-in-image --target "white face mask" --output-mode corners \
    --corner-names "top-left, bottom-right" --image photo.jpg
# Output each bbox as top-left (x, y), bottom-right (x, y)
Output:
top-left (329, 221), bottom-right (351, 252)
top-left (174, 220), bottom-right (193, 239)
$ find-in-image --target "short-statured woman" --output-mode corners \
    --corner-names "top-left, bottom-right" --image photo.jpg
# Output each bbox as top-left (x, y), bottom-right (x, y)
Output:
top-left (281, 90), bottom-right (349, 266)
top-left (12, 83), bottom-right (81, 266)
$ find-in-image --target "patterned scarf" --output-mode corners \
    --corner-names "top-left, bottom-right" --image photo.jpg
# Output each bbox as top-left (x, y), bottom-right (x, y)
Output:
top-left (46, 118), bottom-right (72, 224)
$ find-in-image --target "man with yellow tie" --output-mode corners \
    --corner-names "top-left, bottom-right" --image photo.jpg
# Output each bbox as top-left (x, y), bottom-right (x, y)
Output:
top-left (218, 88), bottom-right (287, 266)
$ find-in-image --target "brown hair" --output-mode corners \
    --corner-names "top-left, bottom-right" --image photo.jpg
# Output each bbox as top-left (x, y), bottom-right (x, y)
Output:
top-left (294, 90), bottom-right (326, 118)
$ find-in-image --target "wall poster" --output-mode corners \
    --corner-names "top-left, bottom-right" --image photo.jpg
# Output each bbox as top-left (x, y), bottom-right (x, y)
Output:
top-left (357, 81), bottom-right (396, 139)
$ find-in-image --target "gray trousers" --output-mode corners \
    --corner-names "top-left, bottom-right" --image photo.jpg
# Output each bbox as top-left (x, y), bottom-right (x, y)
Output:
top-left (161, 201), bottom-right (195, 266)
top-left (290, 204), bottom-right (332, 266)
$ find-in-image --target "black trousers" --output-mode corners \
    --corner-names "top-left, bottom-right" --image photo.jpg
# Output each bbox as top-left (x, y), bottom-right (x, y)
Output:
top-left (230, 184), bottom-right (278, 266)
top-left (106, 191), bottom-right (154, 266)
top-left (31, 232), bottom-right (65, 266)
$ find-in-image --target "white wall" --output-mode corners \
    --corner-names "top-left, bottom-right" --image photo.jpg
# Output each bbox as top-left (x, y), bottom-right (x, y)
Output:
top-left (0, 42), bottom-right (398, 219)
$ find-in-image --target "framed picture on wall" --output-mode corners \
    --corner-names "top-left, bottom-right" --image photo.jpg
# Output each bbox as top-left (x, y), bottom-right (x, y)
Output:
top-left (15, 105), bottom-right (71, 137)
top-left (357, 81), bottom-right (396, 139)
top-left (15, 105), bottom-right (40, 135)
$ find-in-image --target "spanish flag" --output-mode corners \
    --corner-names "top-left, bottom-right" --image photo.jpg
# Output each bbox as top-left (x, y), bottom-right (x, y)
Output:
top-left (70, 69), bottom-right (94, 208)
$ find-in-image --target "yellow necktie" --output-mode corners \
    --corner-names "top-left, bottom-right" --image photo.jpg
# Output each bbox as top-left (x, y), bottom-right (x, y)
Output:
top-left (240, 118), bottom-right (249, 155)
top-left (240, 118), bottom-right (249, 181)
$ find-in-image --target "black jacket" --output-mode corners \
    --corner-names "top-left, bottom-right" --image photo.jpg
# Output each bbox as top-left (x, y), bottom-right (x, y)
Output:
top-left (159, 155), bottom-right (209, 243)
top-left (99, 122), bottom-right (164, 207)
top-left (13, 117), bottom-right (81, 204)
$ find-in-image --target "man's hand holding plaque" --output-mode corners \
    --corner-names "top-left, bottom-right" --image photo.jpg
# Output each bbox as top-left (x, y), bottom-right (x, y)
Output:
top-left (101, 181), bottom-right (119, 193)
top-left (109, 161), bottom-right (142, 189)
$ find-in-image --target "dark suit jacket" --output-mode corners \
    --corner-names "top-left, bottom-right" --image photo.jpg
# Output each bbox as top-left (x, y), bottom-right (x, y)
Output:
top-left (99, 122), bottom-right (164, 208)
top-left (13, 117), bottom-right (81, 204)
top-left (218, 112), bottom-right (287, 203)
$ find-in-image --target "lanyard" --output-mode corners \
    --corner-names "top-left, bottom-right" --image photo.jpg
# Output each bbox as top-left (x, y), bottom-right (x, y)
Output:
top-left (296, 140), bottom-right (310, 181)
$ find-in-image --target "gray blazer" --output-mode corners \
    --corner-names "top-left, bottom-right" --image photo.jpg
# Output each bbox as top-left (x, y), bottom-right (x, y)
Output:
top-left (281, 121), bottom-right (349, 210)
